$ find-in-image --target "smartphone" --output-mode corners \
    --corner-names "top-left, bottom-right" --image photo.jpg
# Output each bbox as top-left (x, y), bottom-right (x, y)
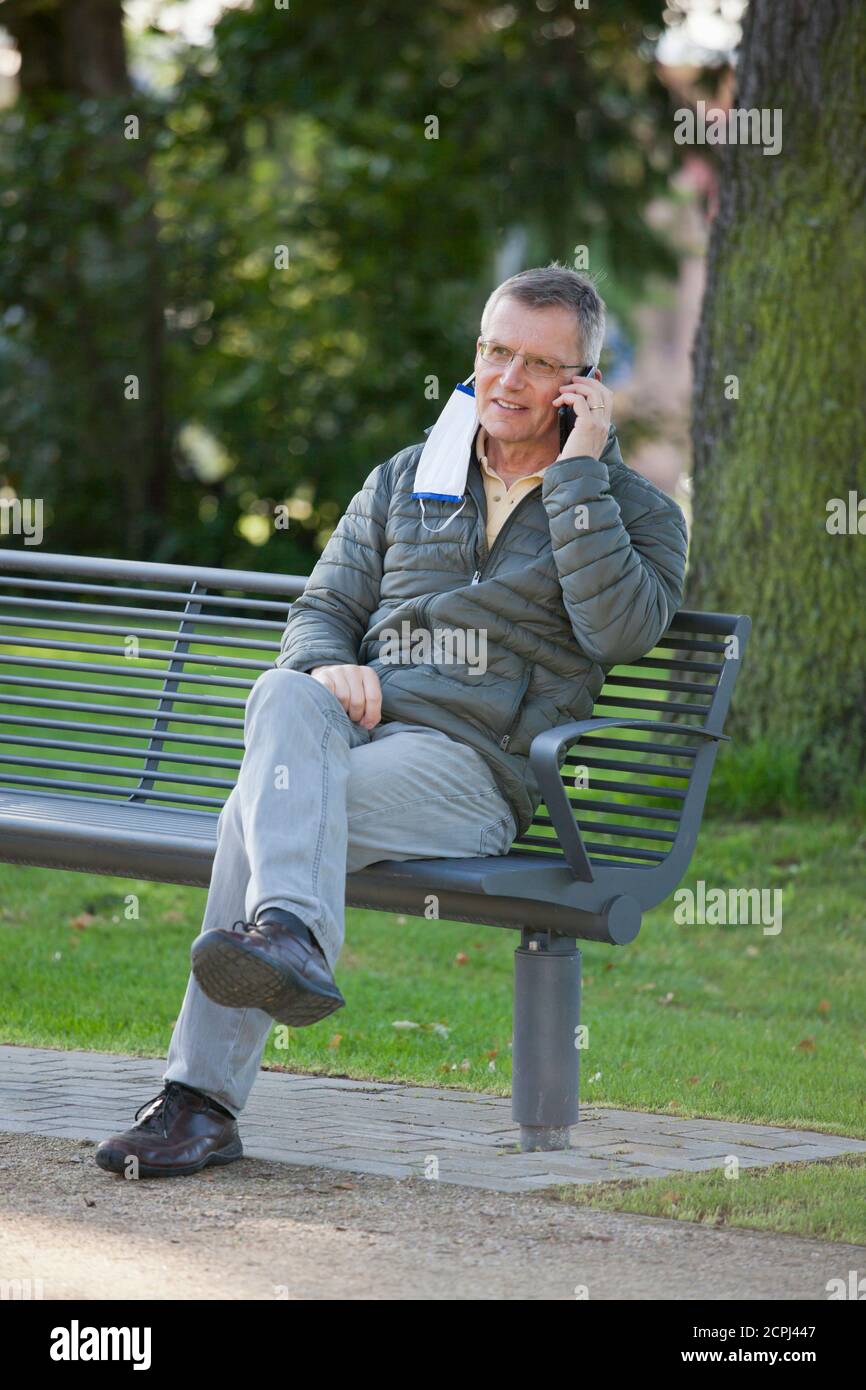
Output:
top-left (558, 363), bottom-right (597, 451)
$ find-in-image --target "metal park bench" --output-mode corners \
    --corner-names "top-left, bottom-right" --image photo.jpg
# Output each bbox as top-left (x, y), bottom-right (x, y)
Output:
top-left (0, 549), bottom-right (750, 1152)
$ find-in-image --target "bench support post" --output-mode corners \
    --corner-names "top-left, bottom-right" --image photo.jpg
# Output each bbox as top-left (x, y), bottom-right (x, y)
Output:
top-left (512, 928), bottom-right (581, 1152)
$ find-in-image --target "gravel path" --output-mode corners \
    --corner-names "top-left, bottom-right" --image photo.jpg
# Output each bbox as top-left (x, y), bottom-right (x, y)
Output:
top-left (0, 1131), bottom-right (856, 1300)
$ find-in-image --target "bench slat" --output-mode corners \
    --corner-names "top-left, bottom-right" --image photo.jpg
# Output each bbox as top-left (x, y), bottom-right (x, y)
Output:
top-left (0, 654), bottom-right (258, 687)
top-left (564, 758), bottom-right (692, 783)
top-left (0, 574), bottom-right (295, 613)
top-left (0, 713), bottom-right (244, 748)
top-left (567, 797), bottom-right (682, 822)
top-left (0, 693), bottom-right (244, 727)
top-left (0, 613), bottom-right (281, 650)
top-left (0, 771), bottom-right (225, 807)
top-left (0, 595), bottom-right (287, 631)
top-left (0, 675), bottom-right (248, 708)
top-left (0, 735), bottom-right (240, 769)
top-left (593, 695), bottom-right (713, 716)
top-left (570, 735), bottom-right (700, 758)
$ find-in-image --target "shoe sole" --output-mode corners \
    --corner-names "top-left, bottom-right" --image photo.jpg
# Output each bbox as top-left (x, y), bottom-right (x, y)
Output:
top-left (191, 932), bottom-right (345, 1027)
top-left (94, 1138), bottom-right (244, 1179)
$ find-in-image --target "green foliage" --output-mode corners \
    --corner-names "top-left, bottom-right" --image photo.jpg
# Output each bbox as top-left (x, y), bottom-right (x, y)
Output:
top-left (0, 0), bottom-right (678, 566)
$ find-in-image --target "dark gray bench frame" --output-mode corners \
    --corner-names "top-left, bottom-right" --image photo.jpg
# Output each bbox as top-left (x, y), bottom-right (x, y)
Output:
top-left (0, 550), bottom-right (750, 1152)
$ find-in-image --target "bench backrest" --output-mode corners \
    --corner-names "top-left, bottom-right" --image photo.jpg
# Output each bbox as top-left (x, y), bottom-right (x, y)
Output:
top-left (0, 552), bottom-right (747, 869)
top-left (514, 609), bottom-right (750, 868)
top-left (0, 552), bottom-right (290, 814)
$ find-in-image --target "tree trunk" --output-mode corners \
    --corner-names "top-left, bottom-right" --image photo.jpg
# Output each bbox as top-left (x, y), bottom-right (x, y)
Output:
top-left (4, 0), bottom-right (172, 557)
top-left (689, 0), bottom-right (866, 802)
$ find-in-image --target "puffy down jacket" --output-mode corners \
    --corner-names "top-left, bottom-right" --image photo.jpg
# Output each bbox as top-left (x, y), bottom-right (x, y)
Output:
top-left (277, 425), bottom-right (689, 838)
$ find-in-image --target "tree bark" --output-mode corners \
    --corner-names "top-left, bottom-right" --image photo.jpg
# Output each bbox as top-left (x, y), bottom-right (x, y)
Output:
top-left (4, 0), bottom-right (172, 556)
top-left (689, 0), bottom-right (866, 798)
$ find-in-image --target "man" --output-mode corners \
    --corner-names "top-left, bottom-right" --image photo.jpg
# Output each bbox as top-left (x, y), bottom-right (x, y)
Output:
top-left (95, 265), bottom-right (688, 1178)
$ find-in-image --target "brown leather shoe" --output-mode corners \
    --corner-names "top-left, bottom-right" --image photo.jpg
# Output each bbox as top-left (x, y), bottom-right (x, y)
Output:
top-left (94, 1082), bottom-right (243, 1178)
top-left (191, 908), bottom-right (345, 1027)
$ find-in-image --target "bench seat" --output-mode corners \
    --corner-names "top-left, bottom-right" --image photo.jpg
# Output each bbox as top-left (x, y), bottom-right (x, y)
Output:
top-left (0, 784), bottom-right (638, 939)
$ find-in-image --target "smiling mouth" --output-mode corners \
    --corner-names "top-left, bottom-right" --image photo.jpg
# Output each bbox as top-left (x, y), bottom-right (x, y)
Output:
top-left (492, 399), bottom-right (527, 412)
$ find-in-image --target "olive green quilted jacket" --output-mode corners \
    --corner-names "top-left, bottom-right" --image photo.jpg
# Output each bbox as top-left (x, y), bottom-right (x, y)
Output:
top-left (277, 426), bottom-right (689, 838)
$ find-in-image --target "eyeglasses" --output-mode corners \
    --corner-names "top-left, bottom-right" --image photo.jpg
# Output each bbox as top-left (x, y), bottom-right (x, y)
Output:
top-left (477, 340), bottom-right (592, 380)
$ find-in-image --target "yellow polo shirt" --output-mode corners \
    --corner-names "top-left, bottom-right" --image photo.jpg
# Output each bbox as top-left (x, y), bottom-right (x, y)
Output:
top-left (475, 428), bottom-right (544, 551)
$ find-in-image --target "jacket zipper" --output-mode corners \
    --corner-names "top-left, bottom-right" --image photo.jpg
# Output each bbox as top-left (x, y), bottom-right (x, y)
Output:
top-left (470, 489), bottom-right (538, 584)
top-left (467, 490), bottom-right (539, 745)
top-left (498, 667), bottom-right (531, 751)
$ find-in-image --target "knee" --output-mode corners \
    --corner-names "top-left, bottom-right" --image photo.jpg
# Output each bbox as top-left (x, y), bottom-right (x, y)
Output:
top-left (247, 666), bottom-right (309, 707)
top-left (244, 667), bottom-right (345, 743)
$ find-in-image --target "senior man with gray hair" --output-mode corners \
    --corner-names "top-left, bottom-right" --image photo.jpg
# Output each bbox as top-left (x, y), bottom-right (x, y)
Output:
top-left (96, 264), bottom-right (688, 1178)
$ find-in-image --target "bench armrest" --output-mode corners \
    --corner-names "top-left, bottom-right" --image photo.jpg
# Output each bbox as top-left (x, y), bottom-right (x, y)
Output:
top-left (528, 717), bottom-right (731, 882)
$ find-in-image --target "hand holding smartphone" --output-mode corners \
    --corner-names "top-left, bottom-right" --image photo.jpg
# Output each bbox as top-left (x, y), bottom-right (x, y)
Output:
top-left (558, 363), bottom-right (598, 451)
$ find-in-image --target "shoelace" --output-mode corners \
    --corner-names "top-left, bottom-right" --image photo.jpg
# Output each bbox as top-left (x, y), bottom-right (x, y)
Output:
top-left (133, 1083), bottom-right (188, 1138)
top-left (231, 916), bottom-right (323, 958)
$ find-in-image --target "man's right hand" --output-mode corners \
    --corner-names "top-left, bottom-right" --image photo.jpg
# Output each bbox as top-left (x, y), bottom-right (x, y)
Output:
top-left (309, 664), bottom-right (383, 730)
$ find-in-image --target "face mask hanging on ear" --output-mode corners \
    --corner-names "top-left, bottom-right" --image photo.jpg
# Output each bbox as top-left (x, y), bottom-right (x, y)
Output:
top-left (412, 374), bottom-right (477, 534)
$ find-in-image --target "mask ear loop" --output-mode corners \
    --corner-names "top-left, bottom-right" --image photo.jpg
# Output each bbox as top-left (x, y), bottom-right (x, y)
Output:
top-left (418, 495), bottom-right (468, 533)
top-left (416, 369), bottom-right (476, 534)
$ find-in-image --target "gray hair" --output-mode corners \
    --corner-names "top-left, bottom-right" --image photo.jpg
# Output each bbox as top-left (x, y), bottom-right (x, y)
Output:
top-left (480, 263), bottom-right (606, 366)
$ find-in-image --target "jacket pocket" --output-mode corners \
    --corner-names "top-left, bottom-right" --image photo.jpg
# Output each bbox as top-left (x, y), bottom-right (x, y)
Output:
top-left (498, 667), bottom-right (532, 751)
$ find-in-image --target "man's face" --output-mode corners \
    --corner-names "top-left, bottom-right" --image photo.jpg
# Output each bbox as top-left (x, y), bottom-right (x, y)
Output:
top-left (474, 297), bottom-right (584, 447)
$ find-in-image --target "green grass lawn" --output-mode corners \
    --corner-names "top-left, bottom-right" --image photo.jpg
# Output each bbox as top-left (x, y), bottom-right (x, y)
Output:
top-left (2, 810), bottom-right (864, 1241)
top-left (551, 1154), bottom-right (866, 1246)
top-left (3, 810), bottom-right (863, 1131)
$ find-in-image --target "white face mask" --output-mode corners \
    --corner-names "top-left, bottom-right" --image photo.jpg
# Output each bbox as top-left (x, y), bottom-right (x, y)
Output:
top-left (412, 374), bottom-right (477, 534)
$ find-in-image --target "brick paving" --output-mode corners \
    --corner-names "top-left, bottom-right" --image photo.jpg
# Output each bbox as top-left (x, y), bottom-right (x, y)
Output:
top-left (1, 1045), bottom-right (863, 1193)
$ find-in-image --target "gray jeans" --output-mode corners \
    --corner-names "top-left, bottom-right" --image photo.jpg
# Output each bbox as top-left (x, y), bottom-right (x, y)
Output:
top-left (163, 667), bottom-right (517, 1116)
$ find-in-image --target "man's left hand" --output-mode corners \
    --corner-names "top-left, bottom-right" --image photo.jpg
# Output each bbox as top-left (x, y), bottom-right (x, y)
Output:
top-left (553, 372), bottom-right (614, 461)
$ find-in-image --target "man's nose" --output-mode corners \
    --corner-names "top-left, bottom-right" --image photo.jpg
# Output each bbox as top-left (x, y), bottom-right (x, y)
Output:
top-left (499, 356), bottom-right (527, 389)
